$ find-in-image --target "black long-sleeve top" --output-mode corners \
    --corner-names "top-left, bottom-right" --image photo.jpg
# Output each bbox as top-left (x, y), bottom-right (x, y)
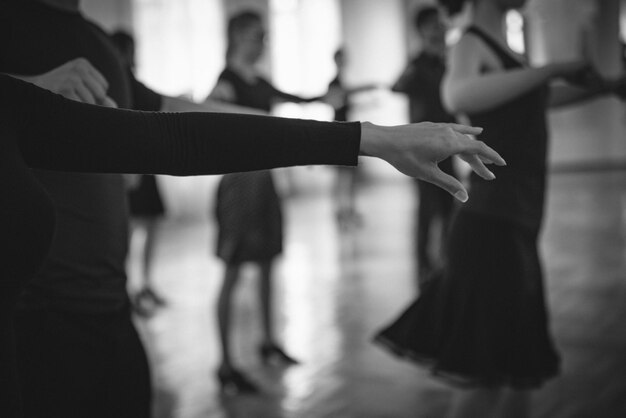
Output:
top-left (0, 74), bottom-right (361, 291)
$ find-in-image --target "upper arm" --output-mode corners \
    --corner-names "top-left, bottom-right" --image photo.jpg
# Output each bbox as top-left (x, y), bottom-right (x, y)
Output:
top-left (210, 79), bottom-right (237, 103)
top-left (442, 35), bottom-right (487, 112)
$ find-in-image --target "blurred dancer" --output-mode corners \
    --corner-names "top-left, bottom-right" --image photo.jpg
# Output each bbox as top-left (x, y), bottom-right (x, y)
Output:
top-left (110, 30), bottom-right (167, 316)
top-left (392, 6), bottom-right (458, 285)
top-left (375, 0), bottom-right (621, 417)
top-left (329, 48), bottom-right (379, 230)
top-left (209, 10), bottom-right (344, 394)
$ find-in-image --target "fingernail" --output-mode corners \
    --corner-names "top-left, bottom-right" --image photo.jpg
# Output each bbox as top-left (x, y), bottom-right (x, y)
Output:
top-left (487, 171), bottom-right (496, 180)
top-left (454, 190), bottom-right (469, 202)
top-left (474, 127), bottom-right (483, 133)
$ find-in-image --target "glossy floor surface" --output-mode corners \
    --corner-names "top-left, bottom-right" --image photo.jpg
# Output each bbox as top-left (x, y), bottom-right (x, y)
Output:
top-left (128, 167), bottom-right (626, 418)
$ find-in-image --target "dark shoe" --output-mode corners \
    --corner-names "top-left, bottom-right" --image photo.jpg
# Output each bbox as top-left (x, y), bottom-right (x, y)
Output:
top-left (259, 342), bottom-right (300, 366)
top-left (216, 366), bottom-right (259, 395)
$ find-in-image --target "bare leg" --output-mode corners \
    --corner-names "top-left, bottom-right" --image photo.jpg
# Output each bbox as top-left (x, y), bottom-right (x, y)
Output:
top-left (215, 263), bottom-right (259, 393)
top-left (496, 389), bottom-right (530, 418)
top-left (258, 260), bottom-right (274, 345)
top-left (447, 388), bottom-right (502, 418)
top-left (258, 260), bottom-right (298, 365)
top-left (217, 263), bottom-right (241, 368)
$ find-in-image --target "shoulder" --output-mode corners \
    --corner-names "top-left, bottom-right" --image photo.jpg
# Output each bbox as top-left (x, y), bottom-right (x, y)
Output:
top-left (451, 31), bottom-right (487, 56)
top-left (448, 31), bottom-right (498, 73)
top-left (218, 68), bottom-right (237, 81)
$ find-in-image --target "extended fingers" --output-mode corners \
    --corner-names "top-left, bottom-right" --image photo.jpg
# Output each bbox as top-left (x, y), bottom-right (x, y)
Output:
top-left (461, 153), bottom-right (496, 180)
top-left (426, 168), bottom-right (469, 202)
top-left (444, 124), bottom-right (506, 166)
top-left (445, 123), bottom-right (483, 136)
top-left (456, 136), bottom-right (506, 166)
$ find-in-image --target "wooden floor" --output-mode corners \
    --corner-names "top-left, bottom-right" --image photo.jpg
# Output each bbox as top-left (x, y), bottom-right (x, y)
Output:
top-left (128, 166), bottom-right (626, 418)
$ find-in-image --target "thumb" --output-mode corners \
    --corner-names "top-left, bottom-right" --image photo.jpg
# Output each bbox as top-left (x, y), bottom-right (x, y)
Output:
top-left (427, 169), bottom-right (469, 202)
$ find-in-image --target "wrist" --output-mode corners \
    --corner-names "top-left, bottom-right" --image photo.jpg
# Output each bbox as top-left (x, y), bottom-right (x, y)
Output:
top-left (359, 121), bottom-right (383, 157)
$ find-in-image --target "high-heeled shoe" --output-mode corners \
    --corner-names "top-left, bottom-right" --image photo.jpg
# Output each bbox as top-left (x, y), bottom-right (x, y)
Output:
top-left (216, 366), bottom-right (259, 395)
top-left (258, 342), bottom-right (300, 366)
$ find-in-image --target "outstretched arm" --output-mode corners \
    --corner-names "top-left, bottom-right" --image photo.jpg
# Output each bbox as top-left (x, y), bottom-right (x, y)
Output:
top-left (443, 34), bottom-right (588, 114)
top-left (4, 74), bottom-right (504, 201)
top-left (5, 74), bottom-right (360, 175)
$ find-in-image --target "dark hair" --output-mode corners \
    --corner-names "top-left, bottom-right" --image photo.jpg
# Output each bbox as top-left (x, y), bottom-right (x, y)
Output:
top-left (437, 0), bottom-right (468, 16)
top-left (414, 6), bottom-right (439, 31)
top-left (227, 10), bottom-right (262, 42)
top-left (110, 30), bottom-right (135, 54)
top-left (226, 10), bottom-right (263, 58)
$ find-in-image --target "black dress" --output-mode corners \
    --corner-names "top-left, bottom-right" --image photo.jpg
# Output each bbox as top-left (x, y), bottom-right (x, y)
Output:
top-left (0, 74), bottom-right (360, 415)
top-left (374, 26), bottom-right (560, 389)
top-left (214, 68), bottom-right (309, 263)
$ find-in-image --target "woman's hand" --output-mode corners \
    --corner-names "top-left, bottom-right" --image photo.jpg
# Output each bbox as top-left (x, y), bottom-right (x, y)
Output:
top-left (27, 58), bottom-right (116, 107)
top-left (360, 121), bottom-right (506, 202)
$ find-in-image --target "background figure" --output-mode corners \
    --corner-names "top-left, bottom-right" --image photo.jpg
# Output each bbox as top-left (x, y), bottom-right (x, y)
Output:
top-left (110, 30), bottom-right (167, 316)
top-left (330, 48), bottom-right (361, 229)
top-left (329, 48), bottom-right (378, 230)
top-left (208, 10), bottom-right (335, 394)
top-left (376, 0), bottom-right (620, 417)
top-left (392, 6), bottom-right (458, 286)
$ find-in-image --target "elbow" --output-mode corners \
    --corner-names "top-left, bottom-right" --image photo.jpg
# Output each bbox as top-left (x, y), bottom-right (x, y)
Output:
top-left (441, 83), bottom-right (462, 114)
top-left (442, 85), bottom-right (481, 114)
top-left (442, 92), bottom-right (462, 114)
